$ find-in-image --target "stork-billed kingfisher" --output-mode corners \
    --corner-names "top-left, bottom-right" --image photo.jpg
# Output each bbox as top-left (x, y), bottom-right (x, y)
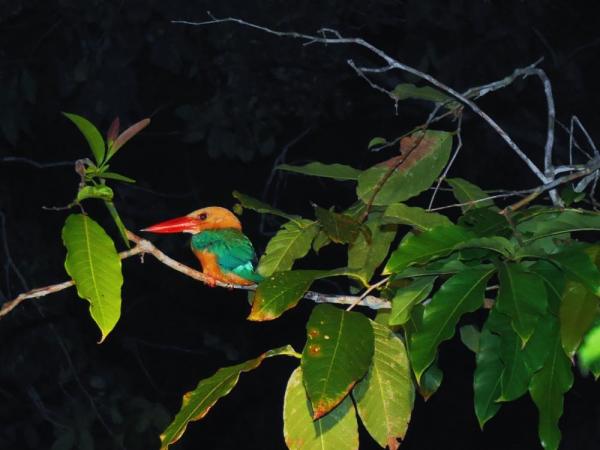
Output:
top-left (142, 207), bottom-right (263, 286)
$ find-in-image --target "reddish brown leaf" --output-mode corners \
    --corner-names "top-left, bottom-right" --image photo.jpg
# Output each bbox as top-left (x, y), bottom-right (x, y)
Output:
top-left (109, 118), bottom-right (151, 157)
top-left (378, 131), bottom-right (438, 173)
top-left (107, 117), bottom-right (120, 143)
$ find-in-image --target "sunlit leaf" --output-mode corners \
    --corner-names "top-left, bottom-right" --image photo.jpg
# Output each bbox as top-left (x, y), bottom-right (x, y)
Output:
top-left (408, 266), bottom-right (494, 381)
top-left (232, 191), bottom-right (299, 221)
top-left (107, 118), bottom-right (150, 159)
top-left (529, 332), bottom-right (573, 450)
top-left (301, 304), bottom-right (374, 419)
top-left (63, 112), bottom-right (106, 164)
top-left (160, 346), bottom-right (297, 450)
top-left (284, 367), bottom-right (358, 450)
top-left (495, 262), bottom-right (547, 345)
top-left (559, 281), bottom-right (598, 356)
top-left (257, 219), bottom-right (319, 277)
top-left (579, 323), bottom-right (600, 371)
top-left (446, 178), bottom-right (495, 211)
top-left (347, 213), bottom-right (396, 281)
top-left (384, 225), bottom-right (473, 274)
top-left (357, 130), bottom-right (452, 205)
top-left (383, 203), bottom-right (453, 231)
top-left (389, 276), bottom-right (436, 325)
top-left (277, 162), bottom-right (361, 181)
top-left (353, 321), bottom-right (414, 449)
top-left (62, 214), bottom-right (123, 342)
top-left (314, 206), bottom-right (365, 244)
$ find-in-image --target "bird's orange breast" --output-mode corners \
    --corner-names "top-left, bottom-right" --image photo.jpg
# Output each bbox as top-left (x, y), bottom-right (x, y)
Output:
top-left (193, 250), bottom-right (255, 286)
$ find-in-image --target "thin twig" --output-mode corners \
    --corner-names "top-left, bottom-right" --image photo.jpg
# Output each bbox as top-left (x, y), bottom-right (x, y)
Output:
top-left (346, 276), bottom-right (390, 311)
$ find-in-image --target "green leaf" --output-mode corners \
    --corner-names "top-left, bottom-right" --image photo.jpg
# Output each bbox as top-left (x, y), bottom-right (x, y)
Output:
top-left (456, 236), bottom-right (516, 258)
top-left (104, 201), bottom-right (130, 248)
top-left (417, 363), bottom-right (444, 401)
top-left (248, 270), bottom-right (323, 321)
top-left (232, 191), bottom-right (299, 221)
top-left (353, 321), bottom-right (415, 449)
top-left (389, 276), bottom-right (436, 325)
top-left (390, 83), bottom-right (453, 104)
top-left (559, 281), bottom-right (598, 357)
top-left (459, 325), bottom-right (480, 353)
top-left (107, 118), bottom-right (150, 159)
top-left (257, 219), bottom-right (319, 277)
top-left (493, 313), bottom-right (556, 402)
top-left (62, 214), bottom-right (123, 342)
top-left (384, 225), bottom-right (473, 274)
top-left (520, 210), bottom-right (600, 243)
top-left (551, 247), bottom-right (600, 296)
top-left (383, 203), bottom-right (453, 231)
top-left (284, 367), bottom-right (358, 450)
top-left (458, 207), bottom-right (509, 237)
top-left (368, 137), bottom-right (387, 150)
top-left (63, 112), bottom-right (106, 164)
top-left (277, 162), bottom-right (361, 181)
top-left (100, 172), bottom-right (136, 183)
top-left (301, 304), bottom-right (374, 419)
top-left (347, 213), bottom-right (396, 281)
top-left (473, 319), bottom-right (503, 428)
top-left (446, 178), bottom-right (494, 211)
top-left (160, 346), bottom-right (296, 450)
top-left (314, 206), bottom-right (365, 244)
top-left (529, 260), bottom-right (566, 314)
top-left (579, 323), bottom-right (600, 370)
top-left (495, 262), bottom-right (548, 345)
top-left (76, 185), bottom-right (114, 202)
top-left (312, 229), bottom-right (331, 253)
top-left (408, 266), bottom-right (494, 381)
top-left (357, 130), bottom-right (452, 206)
top-left (392, 254), bottom-right (467, 279)
top-left (529, 332), bottom-right (574, 450)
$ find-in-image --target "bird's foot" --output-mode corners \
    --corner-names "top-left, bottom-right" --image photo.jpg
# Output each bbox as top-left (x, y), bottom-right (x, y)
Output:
top-left (204, 276), bottom-right (218, 288)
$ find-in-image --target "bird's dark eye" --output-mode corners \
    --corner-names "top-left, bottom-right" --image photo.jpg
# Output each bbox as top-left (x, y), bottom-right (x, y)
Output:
top-left (198, 213), bottom-right (208, 221)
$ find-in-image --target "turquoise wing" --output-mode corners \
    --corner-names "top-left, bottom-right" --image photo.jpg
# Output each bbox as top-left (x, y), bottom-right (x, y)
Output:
top-left (192, 229), bottom-right (263, 282)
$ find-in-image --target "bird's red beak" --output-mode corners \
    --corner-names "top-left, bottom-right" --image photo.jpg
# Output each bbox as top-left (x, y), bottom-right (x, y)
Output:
top-left (141, 216), bottom-right (201, 234)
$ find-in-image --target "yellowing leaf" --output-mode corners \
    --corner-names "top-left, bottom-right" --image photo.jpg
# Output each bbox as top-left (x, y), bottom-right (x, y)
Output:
top-left (284, 368), bottom-right (358, 450)
top-left (161, 346), bottom-right (297, 450)
top-left (353, 321), bottom-right (414, 449)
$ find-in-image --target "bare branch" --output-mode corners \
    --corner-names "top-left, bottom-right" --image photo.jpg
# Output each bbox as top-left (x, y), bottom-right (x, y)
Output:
top-left (173, 14), bottom-right (549, 184)
top-left (1, 230), bottom-right (390, 319)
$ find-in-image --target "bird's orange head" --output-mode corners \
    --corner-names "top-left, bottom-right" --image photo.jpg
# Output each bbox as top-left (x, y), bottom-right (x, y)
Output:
top-left (142, 206), bottom-right (242, 234)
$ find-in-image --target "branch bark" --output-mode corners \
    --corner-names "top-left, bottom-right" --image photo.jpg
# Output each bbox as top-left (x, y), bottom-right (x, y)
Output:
top-left (0, 230), bottom-right (389, 319)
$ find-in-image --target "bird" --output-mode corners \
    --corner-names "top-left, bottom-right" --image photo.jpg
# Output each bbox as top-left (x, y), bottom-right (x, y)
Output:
top-left (142, 207), bottom-right (263, 287)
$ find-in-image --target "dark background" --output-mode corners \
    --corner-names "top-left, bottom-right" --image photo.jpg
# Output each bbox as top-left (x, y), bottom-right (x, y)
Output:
top-left (1, 1), bottom-right (600, 449)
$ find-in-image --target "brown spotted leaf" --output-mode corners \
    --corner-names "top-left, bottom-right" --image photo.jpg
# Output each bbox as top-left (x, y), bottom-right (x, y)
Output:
top-left (357, 130), bottom-right (452, 205)
top-left (301, 304), bottom-right (374, 419)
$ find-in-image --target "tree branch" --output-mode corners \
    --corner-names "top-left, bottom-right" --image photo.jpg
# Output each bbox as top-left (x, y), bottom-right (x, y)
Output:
top-left (0, 230), bottom-right (389, 319)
